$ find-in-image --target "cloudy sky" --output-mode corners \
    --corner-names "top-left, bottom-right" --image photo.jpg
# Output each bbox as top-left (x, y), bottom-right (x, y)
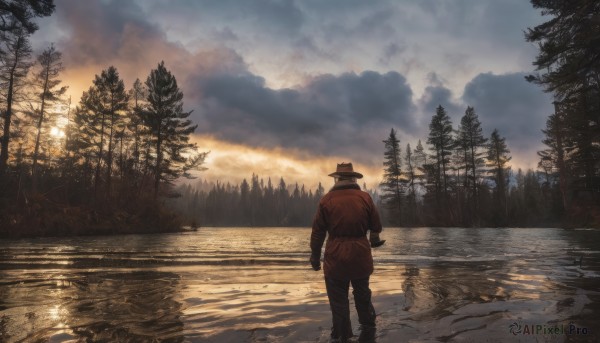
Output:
top-left (32, 0), bottom-right (552, 189)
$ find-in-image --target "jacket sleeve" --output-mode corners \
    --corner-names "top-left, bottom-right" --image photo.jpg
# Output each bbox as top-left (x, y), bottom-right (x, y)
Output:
top-left (368, 195), bottom-right (383, 234)
top-left (310, 202), bottom-right (327, 258)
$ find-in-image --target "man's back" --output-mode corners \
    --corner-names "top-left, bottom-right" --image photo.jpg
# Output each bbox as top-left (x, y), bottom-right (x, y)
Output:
top-left (311, 181), bottom-right (382, 281)
top-left (318, 185), bottom-right (380, 238)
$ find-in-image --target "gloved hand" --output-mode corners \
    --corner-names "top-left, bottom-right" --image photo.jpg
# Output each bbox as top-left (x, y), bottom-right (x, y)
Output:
top-left (370, 232), bottom-right (386, 248)
top-left (310, 254), bottom-right (321, 271)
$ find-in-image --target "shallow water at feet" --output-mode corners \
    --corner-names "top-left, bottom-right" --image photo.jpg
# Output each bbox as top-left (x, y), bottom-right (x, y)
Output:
top-left (0, 227), bottom-right (599, 342)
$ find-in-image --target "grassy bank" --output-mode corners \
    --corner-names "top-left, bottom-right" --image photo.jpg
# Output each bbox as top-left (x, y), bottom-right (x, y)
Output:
top-left (0, 194), bottom-right (184, 239)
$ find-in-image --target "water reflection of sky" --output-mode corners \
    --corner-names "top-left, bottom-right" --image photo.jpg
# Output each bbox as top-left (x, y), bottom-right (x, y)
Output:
top-left (0, 227), bottom-right (599, 342)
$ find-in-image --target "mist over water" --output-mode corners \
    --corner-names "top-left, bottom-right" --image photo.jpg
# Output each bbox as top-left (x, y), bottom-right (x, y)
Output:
top-left (0, 227), bottom-right (599, 342)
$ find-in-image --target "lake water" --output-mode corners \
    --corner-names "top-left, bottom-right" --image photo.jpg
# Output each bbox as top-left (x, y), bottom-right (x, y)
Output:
top-left (0, 227), bottom-right (599, 342)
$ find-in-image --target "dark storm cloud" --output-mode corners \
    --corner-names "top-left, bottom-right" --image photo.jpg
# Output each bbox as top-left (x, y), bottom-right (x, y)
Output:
top-left (417, 73), bottom-right (462, 129)
top-left (419, 85), bottom-right (462, 120)
top-left (193, 70), bottom-right (416, 164)
top-left (462, 72), bottom-right (553, 156)
top-left (54, 0), bottom-right (162, 66)
top-left (415, 0), bottom-right (540, 46)
top-left (49, 0), bottom-right (249, 93)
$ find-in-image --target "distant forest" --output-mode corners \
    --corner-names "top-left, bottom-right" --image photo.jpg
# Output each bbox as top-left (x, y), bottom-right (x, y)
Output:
top-left (1, 1), bottom-right (599, 237)
top-left (169, 177), bottom-right (330, 227)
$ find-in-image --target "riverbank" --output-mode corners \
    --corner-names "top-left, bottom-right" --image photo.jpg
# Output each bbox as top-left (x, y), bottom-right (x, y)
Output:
top-left (0, 194), bottom-right (184, 239)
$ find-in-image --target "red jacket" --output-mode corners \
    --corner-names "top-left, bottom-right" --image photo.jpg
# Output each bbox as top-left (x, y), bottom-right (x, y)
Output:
top-left (310, 183), bottom-right (383, 280)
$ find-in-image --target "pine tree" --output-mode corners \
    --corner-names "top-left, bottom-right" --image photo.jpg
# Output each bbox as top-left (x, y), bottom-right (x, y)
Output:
top-left (538, 109), bottom-right (569, 212)
top-left (250, 174), bottom-right (262, 225)
top-left (526, 0), bottom-right (600, 213)
top-left (128, 78), bottom-right (147, 175)
top-left (412, 139), bottom-right (427, 189)
top-left (142, 61), bottom-right (207, 197)
top-left (381, 128), bottom-right (403, 226)
top-left (239, 178), bottom-right (250, 225)
top-left (487, 129), bottom-right (512, 226)
top-left (276, 177), bottom-right (289, 225)
top-left (0, 26), bottom-right (32, 174)
top-left (0, 0), bottom-right (55, 34)
top-left (427, 105), bottom-right (454, 221)
top-left (77, 67), bottom-right (129, 198)
top-left (315, 182), bottom-right (325, 199)
top-left (74, 88), bottom-right (103, 196)
top-left (29, 44), bottom-right (67, 192)
top-left (404, 142), bottom-right (418, 225)
top-left (456, 106), bottom-right (487, 223)
top-left (263, 177), bottom-right (276, 226)
top-left (95, 67), bottom-right (128, 197)
top-left (525, 0), bottom-right (600, 100)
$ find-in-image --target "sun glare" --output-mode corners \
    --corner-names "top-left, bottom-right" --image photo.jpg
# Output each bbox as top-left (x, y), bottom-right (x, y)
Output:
top-left (50, 126), bottom-right (65, 138)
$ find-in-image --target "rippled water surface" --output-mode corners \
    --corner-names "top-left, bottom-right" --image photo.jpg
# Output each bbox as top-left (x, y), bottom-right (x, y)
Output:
top-left (1, 227), bottom-right (599, 342)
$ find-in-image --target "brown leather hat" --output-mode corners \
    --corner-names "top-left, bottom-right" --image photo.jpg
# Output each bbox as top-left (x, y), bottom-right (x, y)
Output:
top-left (328, 162), bottom-right (363, 179)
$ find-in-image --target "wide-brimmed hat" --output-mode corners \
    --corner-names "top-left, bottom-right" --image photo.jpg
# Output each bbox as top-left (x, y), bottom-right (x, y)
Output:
top-left (328, 162), bottom-right (363, 179)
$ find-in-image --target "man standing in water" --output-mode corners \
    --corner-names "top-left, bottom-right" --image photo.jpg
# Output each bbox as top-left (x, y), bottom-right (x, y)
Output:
top-left (310, 162), bottom-right (385, 343)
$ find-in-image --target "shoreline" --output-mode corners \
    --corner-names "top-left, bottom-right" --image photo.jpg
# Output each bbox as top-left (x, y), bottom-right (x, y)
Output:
top-left (3, 223), bottom-right (598, 240)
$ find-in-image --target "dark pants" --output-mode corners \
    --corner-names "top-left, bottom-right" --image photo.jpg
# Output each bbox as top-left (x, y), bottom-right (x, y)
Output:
top-left (325, 276), bottom-right (376, 340)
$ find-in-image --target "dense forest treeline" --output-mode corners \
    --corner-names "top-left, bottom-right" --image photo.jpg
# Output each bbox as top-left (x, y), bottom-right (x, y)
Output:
top-left (168, 177), bottom-right (379, 227)
top-left (1, 0), bottom-right (599, 236)
top-left (376, 116), bottom-right (567, 228)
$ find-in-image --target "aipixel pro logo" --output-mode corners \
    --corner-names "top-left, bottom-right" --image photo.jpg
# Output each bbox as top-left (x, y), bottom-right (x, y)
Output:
top-left (509, 322), bottom-right (589, 336)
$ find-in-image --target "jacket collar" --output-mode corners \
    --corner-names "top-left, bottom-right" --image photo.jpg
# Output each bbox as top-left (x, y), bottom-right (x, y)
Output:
top-left (330, 180), bottom-right (361, 191)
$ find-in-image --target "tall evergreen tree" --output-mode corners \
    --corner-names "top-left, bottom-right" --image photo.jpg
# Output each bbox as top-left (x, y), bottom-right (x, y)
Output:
top-left (525, 0), bottom-right (600, 100)
top-left (487, 129), bottom-right (512, 225)
top-left (77, 67), bottom-right (129, 198)
top-left (457, 106), bottom-right (487, 223)
top-left (562, 94), bottom-right (600, 197)
top-left (404, 142), bottom-right (417, 225)
top-left (276, 177), bottom-right (289, 225)
top-left (0, 26), bottom-right (31, 174)
top-left (29, 44), bottom-right (66, 192)
top-left (413, 139), bottom-right (427, 170)
top-left (95, 67), bottom-right (128, 197)
top-left (315, 182), bottom-right (325, 199)
top-left (239, 178), bottom-right (250, 225)
top-left (0, 0), bottom-right (55, 34)
top-left (128, 78), bottom-right (147, 176)
top-left (250, 174), bottom-right (262, 225)
top-left (74, 88), bottom-right (104, 196)
top-left (263, 177), bottom-right (276, 226)
top-left (381, 128), bottom-right (403, 226)
top-left (65, 104), bottom-right (96, 196)
top-left (526, 0), bottom-right (600, 213)
top-left (427, 105), bottom-right (454, 221)
top-left (538, 109), bottom-right (569, 212)
top-left (142, 61), bottom-right (207, 197)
